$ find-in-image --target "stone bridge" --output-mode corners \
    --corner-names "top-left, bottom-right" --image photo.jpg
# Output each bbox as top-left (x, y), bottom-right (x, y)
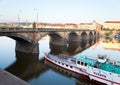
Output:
top-left (0, 28), bottom-right (97, 53)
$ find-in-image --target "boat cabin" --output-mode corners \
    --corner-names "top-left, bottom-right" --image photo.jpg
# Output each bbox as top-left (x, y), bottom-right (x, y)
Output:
top-left (76, 56), bottom-right (88, 67)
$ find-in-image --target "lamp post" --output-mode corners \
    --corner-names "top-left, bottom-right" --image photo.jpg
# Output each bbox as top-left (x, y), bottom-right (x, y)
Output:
top-left (18, 13), bottom-right (20, 27)
top-left (18, 10), bottom-right (21, 27)
top-left (34, 9), bottom-right (38, 28)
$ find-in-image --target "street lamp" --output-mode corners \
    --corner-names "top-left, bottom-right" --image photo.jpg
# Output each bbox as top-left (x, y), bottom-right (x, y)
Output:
top-left (34, 9), bottom-right (38, 28)
top-left (18, 10), bottom-right (21, 27)
top-left (18, 13), bottom-right (20, 27)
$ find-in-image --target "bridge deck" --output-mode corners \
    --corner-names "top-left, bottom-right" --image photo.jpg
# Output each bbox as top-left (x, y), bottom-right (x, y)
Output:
top-left (0, 28), bottom-right (95, 33)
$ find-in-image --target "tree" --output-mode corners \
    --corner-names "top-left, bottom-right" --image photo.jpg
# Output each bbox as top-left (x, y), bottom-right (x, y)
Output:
top-left (33, 22), bottom-right (36, 28)
top-left (105, 31), bottom-right (113, 36)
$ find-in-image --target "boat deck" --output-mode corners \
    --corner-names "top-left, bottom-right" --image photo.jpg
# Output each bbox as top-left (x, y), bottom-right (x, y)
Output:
top-left (100, 62), bottom-right (120, 74)
top-left (47, 54), bottom-right (76, 66)
top-left (76, 55), bottom-right (120, 74)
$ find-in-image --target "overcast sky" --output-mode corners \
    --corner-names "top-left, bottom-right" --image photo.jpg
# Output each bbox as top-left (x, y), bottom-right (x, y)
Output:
top-left (0, 0), bottom-right (120, 24)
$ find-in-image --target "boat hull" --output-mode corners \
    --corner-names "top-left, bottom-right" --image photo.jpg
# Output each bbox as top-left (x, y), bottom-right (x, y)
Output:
top-left (45, 55), bottom-right (90, 80)
top-left (45, 54), bottom-right (120, 85)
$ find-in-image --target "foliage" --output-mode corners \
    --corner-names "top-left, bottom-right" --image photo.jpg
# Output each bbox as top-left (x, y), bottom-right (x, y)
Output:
top-left (105, 31), bottom-right (113, 36)
top-left (33, 22), bottom-right (36, 28)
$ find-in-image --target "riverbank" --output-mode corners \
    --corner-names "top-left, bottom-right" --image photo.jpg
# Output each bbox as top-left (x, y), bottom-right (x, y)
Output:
top-left (0, 69), bottom-right (30, 85)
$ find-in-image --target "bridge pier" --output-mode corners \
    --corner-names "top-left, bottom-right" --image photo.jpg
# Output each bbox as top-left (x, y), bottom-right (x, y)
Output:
top-left (15, 41), bottom-right (39, 53)
top-left (50, 37), bottom-right (67, 45)
top-left (49, 42), bottom-right (67, 54)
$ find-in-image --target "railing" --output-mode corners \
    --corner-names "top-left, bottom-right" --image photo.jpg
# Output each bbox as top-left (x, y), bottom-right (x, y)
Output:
top-left (0, 28), bottom-right (96, 33)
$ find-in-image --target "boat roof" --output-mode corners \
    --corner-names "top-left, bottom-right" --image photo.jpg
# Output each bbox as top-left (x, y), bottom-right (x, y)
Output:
top-left (76, 55), bottom-right (120, 74)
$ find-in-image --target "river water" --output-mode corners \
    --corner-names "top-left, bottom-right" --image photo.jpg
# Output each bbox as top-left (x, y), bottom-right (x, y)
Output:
top-left (0, 36), bottom-right (120, 85)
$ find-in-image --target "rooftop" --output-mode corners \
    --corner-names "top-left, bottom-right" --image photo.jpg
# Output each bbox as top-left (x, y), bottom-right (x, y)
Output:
top-left (79, 23), bottom-right (93, 25)
top-left (105, 21), bottom-right (120, 23)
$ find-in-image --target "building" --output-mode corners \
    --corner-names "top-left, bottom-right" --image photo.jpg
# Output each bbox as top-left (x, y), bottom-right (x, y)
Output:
top-left (78, 20), bottom-right (102, 33)
top-left (30, 21), bottom-right (102, 32)
top-left (51, 24), bottom-right (65, 28)
top-left (37, 23), bottom-right (51, 28)
top-left (64, 23), bottom-right (78, 29)
top-left (95, 21), bottom-right (102, 33)
top-left (78, 22), bottom-right (93, 30)
top-left (0, 23), bottom-right (6, 27)
top-left (103, 21), bottom-right (120, 30)
top-left (37, 23), bottom-right (77, 29)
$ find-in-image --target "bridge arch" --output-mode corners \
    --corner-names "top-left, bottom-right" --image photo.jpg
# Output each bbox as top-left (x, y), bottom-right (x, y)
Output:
top-left (89, 31), bottom-right (93, 39)
top-left (48, 32), bottom-right (62, 39)
top-left (80, 40), bottom-right (88, 49)
top-left (0, 33), bottom-right (32, 43)
top-left (94, 31), bottom-right (96, 37)
top-left (48, 32), bottom-right (66, 45)
top-left (68, 32), bottom-right (79, 42)
top-left (81, 31), bottom-right (87, 40)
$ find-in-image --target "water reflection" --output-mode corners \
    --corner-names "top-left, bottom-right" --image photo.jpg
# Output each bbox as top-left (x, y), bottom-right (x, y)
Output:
top-left (102, 38), bottom-right (120, 51)
top-left (50, 43), bottom-right (67, 55)
top-left (67, 41), bottom-right (80, 54)
top-left (50, 38), bottom-right (96, 55)
top-left (1, 37), bottom-right (120, 85)
top-left (45, 59), bottom-right (106, 85)
top-left (5, 51), bottom-right (93, 85)
top-left (45, 60), bottom-right (91, 85)
top-left (4, 38), bottom-right (97, 85)
top-left (5, 51), bottom-right (49, 81)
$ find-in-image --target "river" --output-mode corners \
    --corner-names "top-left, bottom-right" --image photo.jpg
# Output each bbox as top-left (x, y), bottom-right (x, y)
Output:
top-left (0, 36), bottom-right (120, 85)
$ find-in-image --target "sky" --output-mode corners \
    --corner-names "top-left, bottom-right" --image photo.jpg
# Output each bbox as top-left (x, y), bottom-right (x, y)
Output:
top-left (0, 0), bottom-right (120, 24)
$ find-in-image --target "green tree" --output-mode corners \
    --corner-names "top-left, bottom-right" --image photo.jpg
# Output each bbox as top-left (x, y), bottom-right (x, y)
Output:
top-left (105, 31), bottom-right (113, 36)
top-left (33, 22), bottom-right (36, 28)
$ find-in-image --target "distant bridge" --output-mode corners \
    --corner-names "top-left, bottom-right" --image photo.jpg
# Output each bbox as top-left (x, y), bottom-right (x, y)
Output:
top-left (0, 28), bottom-right (97, 53)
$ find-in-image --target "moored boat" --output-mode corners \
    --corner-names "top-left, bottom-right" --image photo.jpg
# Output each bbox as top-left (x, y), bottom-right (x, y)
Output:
top-left (45, 53), bottom-right (120, 85)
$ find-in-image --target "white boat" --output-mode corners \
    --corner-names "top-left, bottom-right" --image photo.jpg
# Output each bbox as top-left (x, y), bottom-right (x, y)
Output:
top-left (45, 53), bottom-right (120, 85)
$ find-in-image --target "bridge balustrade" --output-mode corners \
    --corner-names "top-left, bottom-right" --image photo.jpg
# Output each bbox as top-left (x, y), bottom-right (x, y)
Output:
top-left (0, 28), bottom-right (96, 33)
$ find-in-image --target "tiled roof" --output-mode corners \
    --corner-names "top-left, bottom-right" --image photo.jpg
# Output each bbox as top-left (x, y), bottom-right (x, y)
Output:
top-left (65, 23), bottom-right (77, 25)
top-left (80, 23), bottom-right (92, 25)
top-left (105, 21), bottom-right (120, 23)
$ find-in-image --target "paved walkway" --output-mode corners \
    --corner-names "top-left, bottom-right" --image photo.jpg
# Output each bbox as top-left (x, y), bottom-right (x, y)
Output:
top-left (0, 69), bottom-right (30, 85)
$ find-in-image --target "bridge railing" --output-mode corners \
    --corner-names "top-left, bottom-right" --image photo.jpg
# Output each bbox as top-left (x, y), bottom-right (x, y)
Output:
top-left (0, 28), bottom-right (96, 32)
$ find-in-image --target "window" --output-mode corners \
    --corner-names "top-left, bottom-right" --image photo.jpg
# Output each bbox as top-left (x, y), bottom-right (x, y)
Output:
top-left (70, 66), bottom-right (73, 68)
top-left (81, 62), bottom-right (83, 65)
top-left (85, 63), bottom-right (87, 66)
top-left (77, 61), bottom-right (80, 64)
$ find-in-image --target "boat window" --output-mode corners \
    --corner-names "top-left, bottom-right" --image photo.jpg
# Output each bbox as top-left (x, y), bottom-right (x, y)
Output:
top-left (62, 63), bottom-right (64, 65)
top-left (81, 62), bottom-right (84, 65)
top-left (70, 66), bottom-right (73, 68)
top-left (66, 65), bottom-right (68, 67)
top-left (77, 61), bottom-right (80, 64)
top-left (58, 62), bottom-right (60, 64)
top-left (85, 63), bottom-right (87, 66)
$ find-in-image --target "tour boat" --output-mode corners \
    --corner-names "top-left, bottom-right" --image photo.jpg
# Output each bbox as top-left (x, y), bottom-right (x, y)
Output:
top-left (45, 53), bottom-right (120, 85)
